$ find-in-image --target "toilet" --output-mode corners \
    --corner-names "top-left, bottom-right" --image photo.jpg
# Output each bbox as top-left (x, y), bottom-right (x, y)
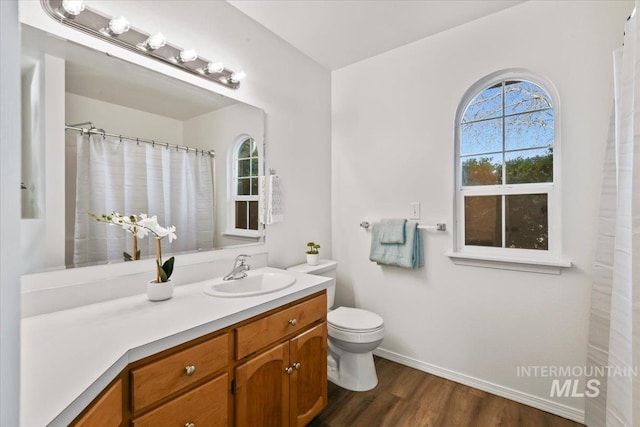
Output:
top-left (287, 260), bottom-right (385, 391)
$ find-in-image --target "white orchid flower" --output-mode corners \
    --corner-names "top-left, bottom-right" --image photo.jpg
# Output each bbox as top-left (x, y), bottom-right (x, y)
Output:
top-left (166, 225), bottom-right (177, 243)
top-left (90, 212), bottom-right (177, 243)
top-left (137, 214), bottom-right (162, 235)
top-left (110, 212), bottom-right (149, 239)
top-left (154, 225), bottom-right (169, 237)
top-left (137, 214), bottom-right (176, 242)
top-left (132, 225), bottom-right (149, 239)
top-left (152, 224), bottom-right (177, 242)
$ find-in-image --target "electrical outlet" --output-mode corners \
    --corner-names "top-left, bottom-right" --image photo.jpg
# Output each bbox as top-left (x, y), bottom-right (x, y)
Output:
top-left (409, 202), bottom-right (420, 220)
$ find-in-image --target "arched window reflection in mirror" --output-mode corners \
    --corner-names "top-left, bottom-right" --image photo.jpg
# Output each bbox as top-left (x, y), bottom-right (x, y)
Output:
top-left (229, 135), bottom-right (261, 237)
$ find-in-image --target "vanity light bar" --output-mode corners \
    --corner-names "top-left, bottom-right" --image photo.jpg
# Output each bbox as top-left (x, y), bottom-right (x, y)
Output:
top-left (41, 0), bottom-right (244, 90)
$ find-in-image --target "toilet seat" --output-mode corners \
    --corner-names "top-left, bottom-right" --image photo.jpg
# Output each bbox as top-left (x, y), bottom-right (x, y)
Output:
top-left (327, 307), bottom-right (384, 332)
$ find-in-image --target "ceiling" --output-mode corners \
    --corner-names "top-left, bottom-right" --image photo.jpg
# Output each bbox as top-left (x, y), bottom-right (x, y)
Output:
top-left (227, 0), bottom-right (525, 71)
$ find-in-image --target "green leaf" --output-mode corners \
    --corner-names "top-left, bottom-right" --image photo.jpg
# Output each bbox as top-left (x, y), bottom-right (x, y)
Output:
top-left (123, 252), bottom-right (132, 262)
top-left (162, 257), bottom-right (175, 280)
top-left (157, 260), bottom-right (168, 282)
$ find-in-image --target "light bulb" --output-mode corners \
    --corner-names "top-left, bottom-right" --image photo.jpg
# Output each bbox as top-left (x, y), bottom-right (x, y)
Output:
top-left (178, 49), bottom-right (198, 63)
top-left (59, 0), bottom-right (85, 18)
top-left (229, 71), bottom-right (246, 83)
top-left (140, 32), bottom-right (166, 51)
top-left (205, 62), bottom-right (224, 74)
top-left (108, 16), bottom-right (130, 35)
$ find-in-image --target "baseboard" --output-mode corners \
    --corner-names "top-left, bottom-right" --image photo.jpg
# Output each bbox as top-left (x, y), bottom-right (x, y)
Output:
top-left (373, 348), bottom-right (585, 424)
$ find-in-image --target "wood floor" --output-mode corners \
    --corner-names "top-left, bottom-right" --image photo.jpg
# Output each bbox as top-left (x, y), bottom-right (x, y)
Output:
top-left (309, 357), bottom-right (584, 427)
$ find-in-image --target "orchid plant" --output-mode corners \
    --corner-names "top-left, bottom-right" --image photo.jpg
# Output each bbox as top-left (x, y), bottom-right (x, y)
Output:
top-left (89, 212), bottom-right (177, 283)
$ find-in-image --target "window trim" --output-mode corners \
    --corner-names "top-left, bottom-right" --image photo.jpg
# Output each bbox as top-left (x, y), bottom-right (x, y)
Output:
top-left (226, 134), bottom-right (263, 239)
top-left (450, 69), bottom-right (571, 273)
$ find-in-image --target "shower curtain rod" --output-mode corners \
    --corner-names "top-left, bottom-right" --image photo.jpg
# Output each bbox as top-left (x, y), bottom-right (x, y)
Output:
top-left (65, 125), bottom-right (215, 157)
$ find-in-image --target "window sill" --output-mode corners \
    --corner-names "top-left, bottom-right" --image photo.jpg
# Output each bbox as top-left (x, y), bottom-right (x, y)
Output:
top-left (446, 251), bottom-right (572, 275)
top-left (222, 231), bottom-right (261, 240)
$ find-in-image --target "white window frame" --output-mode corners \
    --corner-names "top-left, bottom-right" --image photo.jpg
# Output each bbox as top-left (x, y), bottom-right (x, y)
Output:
top-left (448, 69), bottom-right (571, 274)
top-left (225, 134), bottom-right (263, 239)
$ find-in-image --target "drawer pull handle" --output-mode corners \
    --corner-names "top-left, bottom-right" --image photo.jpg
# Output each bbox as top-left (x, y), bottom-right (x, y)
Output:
top-left (185, 423), bottom-right (196, 427)
top-left (288, 318), bottom-right (297, 326)
top-left (293, 362), bottom-right (301, 370)
top-left (285, 366), bottom-right (293, 375)
top-left (185, 365), bottom-right (196, 376)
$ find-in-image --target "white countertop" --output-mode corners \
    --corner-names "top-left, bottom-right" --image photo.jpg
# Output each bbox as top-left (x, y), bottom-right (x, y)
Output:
top-left (20, 267), bottom-right (332, 427)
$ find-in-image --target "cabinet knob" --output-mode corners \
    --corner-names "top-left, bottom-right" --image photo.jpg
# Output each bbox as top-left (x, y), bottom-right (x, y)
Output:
top-left (185, 365), bottom-right (196, 376)
top-left (288, 318), bottom-right (297, 326)
top-left (185, 423), bottom-right (196, 427)
top-left (293, 362), bottom-right (301, 370)
top-left (285, 366), bottom-right (293, 375)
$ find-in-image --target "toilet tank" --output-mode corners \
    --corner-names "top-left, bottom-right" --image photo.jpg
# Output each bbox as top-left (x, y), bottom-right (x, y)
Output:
top-left (286, 260), bottom-right (337, 309)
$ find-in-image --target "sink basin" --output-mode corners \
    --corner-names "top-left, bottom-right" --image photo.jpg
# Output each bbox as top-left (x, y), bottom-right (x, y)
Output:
top-left (203, 272), bottom-right (296, 297)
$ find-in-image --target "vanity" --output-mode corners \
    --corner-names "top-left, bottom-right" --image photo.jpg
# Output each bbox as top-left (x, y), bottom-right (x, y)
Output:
top-left (20, 267), bottom-right (332, 427)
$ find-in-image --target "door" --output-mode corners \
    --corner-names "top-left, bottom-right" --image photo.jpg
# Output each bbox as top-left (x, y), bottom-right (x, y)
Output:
top-left (235, 341), bottom-right (290, 427)
top-left (289, 323), bottom-right (328, 427)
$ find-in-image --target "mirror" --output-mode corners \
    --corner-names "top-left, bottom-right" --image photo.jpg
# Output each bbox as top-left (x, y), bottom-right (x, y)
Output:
top-left (20, 25), bottom-right (265, 274)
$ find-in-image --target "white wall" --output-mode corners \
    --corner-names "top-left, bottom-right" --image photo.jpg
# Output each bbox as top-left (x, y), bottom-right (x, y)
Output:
top-left (19, 54), bottom-right (66, 274)
top-left (65, 93), bottom-right (185, 144)
top-left (184, 103), bottom-right (265, 247)
top-left (332, 0), bottom-right (632, 420)
top-left (19, 59), bottom-right (46, 274)
top-left (21, 61), bottom-right (43, 220)
top-left (1, 0), bottom-right (21, 424)
top-left (44, 55), bottom-right (66, 269)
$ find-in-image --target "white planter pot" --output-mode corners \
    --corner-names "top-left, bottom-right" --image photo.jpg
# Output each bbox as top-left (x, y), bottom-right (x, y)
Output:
top-left (306, 253), bottom-right (320, 266)
top-left (147, 280), bottom-right (174, 301)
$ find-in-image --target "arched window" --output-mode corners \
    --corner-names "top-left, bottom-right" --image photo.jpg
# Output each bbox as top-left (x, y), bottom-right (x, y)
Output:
top-left (452, 70), bottom-right (568, 272)
top-left (229, 135), bottom-right (261, 236)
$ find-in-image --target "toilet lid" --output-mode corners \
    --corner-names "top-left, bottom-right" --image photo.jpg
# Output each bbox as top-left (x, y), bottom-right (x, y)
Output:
top-left (327, 307), bottom-right (384, 332)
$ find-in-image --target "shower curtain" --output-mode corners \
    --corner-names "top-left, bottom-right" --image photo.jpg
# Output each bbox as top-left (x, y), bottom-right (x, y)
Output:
top-left (586, 4), bottom-right (639, 426)
top-left (73, 134), bottom-right (215, 266)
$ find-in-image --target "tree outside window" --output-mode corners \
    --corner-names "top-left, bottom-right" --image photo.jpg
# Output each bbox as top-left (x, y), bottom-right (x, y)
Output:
top-left (458, 79), bottom-right (555, 251)
top-left (233, 137), bottom-right (259, 232)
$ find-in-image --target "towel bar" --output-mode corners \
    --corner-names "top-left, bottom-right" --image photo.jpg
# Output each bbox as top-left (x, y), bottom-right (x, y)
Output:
top-left (359, 220), bottom-right (446, 232)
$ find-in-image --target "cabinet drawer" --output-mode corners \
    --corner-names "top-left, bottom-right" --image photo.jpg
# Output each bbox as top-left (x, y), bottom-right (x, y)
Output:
top-left (132, 373), bottom-right (228, 427)
top-left (131, 333), bottom-right (229, 412)
top-left (73, 379), bottom-right (122, 427)
top-left (236, 293), bottom-right (326, 359)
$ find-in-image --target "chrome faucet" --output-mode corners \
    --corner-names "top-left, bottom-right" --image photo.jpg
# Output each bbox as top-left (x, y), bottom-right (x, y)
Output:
top-left (223, 254), bottom-right (251, 281)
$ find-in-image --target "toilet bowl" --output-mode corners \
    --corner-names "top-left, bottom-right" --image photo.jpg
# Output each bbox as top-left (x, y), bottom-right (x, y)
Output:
top-left (327, 306), bottom-right (384, 391)
top-left (287, 260), bottom-right (385, 392)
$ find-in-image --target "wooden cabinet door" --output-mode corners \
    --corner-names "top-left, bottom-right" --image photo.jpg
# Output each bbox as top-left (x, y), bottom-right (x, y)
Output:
top-left (235, 341), bottom-right (290, 427)
top-left (73, 379), bottom-right (122, 427)
top-left (289, 322), bottom-right (327, 427)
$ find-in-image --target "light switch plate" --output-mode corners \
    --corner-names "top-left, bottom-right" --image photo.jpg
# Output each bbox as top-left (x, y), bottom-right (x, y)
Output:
top-left (409, 202), bottom-right (420, 220)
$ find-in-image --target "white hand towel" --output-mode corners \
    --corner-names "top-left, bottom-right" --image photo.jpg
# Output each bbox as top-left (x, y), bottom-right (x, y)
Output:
top-left (268, 175), bottom-right (284, 224)
top-left (258, 176), bottom-right (267, 224)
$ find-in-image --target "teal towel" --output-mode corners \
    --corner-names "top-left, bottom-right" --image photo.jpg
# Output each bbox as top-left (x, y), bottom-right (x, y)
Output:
top-left (369, 221), bottom-right (424, 268)
top-left (379, 218), bottom-right (407, 244)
